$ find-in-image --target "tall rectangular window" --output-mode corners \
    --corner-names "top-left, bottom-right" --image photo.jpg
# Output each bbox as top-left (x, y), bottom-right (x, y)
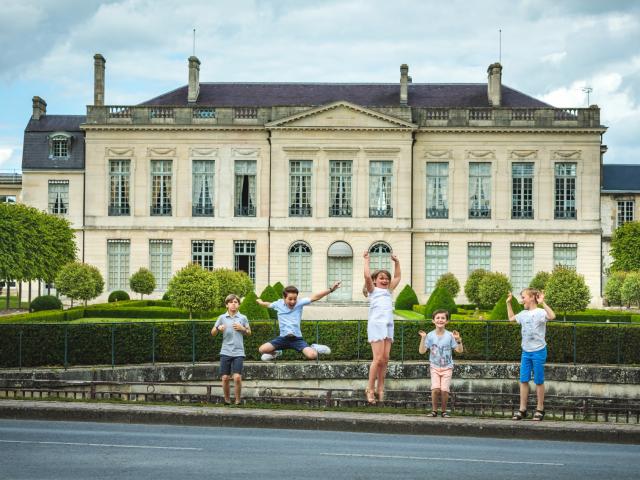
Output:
top-left (468, 242), bottom-right (491, 274)
top-left (150, 160), bottom-right (172, 216)
top-left (553, 243), bottom-right (577, 269)
top-left (289, 160), bottom-right (312, 217)
top-left (149, 240), bottom-right (172, 290)
top-left (510, 243), bottom-right (534, 294)
top-left (288, 242), bottom-right (312, 292)
top-left (234, 160), bottom-right (256, 217)
top-left (109, 160), bottom-right (130, 216)
top-left (425, 242), bottom-right (448, 294)
top-left (329, 160), bottom-right (352, 217)
top-left (192, 160), bottom-right (215, 216)
top-left (512, 163), bottom-right (534, 219)
top-left (554, 163), bottom-right (576, 219)
top-left (469, 162), bottom-right (491, 218)
top-left (107, 239), bottom-right (130, 291)
top-left (234, 240), bottom-right (256, 283)
top-left (192, 240), bottom-right (215, 271)
top-left (48, 180), bottom-right (69, 215)
top-left (369, 161), bottom-right (393, 217)
top-left (617, 200), bottom-right (635, 227)
top-left (426, 162), bottom-right (448, 218)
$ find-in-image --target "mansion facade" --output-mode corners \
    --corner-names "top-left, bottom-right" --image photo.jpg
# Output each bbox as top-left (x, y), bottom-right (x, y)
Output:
top-left (19, 54), bottom-right (615, 305)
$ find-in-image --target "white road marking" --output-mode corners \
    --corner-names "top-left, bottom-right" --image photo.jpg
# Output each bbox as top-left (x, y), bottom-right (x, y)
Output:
top-left (0, 439), bottom-right (202, 451)
top-left (320, 452), bottom-right (564, 466)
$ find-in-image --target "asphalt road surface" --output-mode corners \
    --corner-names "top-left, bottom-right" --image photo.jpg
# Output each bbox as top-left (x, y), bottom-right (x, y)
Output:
top-left (1, 419), bottom-right (639, 480)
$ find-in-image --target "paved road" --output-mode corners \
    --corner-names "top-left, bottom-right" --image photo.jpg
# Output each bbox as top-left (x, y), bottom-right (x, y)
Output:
top-left (0, 419), bottom-right (639, 480)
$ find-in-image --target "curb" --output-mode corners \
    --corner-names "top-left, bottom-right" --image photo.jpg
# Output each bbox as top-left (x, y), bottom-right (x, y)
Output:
top-left (1, 400), bottom-right (639, 444)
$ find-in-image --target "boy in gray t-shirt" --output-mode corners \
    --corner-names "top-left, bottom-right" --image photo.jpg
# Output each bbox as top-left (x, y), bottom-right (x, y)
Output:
top-left (211, 294), bottom-right (251, 405)
top-left (507, 288), bottom-right (556, 422)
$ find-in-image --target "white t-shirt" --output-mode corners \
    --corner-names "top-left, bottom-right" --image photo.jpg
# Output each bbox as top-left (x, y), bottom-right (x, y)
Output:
top-left (515, 308), bottom-right (548, 352)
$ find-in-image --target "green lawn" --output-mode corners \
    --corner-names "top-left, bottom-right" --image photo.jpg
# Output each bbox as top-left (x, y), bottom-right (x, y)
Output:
top-left (0, 295), bottom-right (30, 310)
top-left (68, 317), bottom-right (211, 324)
top-left (394, 310), bottom-right (424, 320)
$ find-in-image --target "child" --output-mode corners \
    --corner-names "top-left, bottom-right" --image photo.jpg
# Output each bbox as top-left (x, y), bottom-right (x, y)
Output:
top-left (211, 294), bottom-right (251, 405)
top-left (363, 251), bottom-right (401, 404)
top-left (507, 288), bottom-right (556, 421)
top-left (256, 282), bottom-right (341, 361)
top-left (418, 309), bottom-right (463, 417)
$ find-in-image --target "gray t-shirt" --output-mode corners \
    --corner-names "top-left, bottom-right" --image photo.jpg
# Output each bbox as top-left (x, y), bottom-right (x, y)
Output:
top-left (214, 312), bottom-right (250, 357)
top-left (427, 330), bottom-right (458, 368)
top-left (515, 308), bottom-right (548, 352)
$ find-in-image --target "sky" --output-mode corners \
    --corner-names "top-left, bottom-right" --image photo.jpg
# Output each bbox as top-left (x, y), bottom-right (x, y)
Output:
top-left (1, 0), bottom-right (639, 171)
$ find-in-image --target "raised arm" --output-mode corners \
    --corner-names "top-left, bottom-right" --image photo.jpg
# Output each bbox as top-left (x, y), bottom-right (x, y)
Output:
top-left (418, 330), bottom-right (427, 354)
top-left (310, 281), bottom-right (341, 302)
top-left (256, 298), bottom-right (272, 308)
top-left (537, 291), bottom-right (556, 320)
top-left (389, 254), bottom-right (401, 291)
top-left (363, 252), bottom-right (374, 293)
top-left (506, 292), bottom-right (517, 322)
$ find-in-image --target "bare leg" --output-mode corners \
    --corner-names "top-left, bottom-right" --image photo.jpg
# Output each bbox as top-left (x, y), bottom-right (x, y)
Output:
top-left (441, 391), bottom-right (449, 413)
top-left (368, 341), bottom-right (386, 395)
top-left (431, 389), bottom-right (440, 413)
top-left (221, 375), bottom-right (231, 403)
top-left (536, 384), bottom-right (545, 411)
top-left (302, 346), bottom-right (318, 360)
top-left (519, 382), bottom-right (530, 412)
top-left (376, 339), bottom-right (392, 401)
top-left (258, 342), bottom-right (276, 354)
top-left (233, 373), bottom-right (242, 404)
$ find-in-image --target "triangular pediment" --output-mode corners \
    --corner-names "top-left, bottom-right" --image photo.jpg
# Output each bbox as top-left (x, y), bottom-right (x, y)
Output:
top-left (266, 101), bottom-right (416, 129)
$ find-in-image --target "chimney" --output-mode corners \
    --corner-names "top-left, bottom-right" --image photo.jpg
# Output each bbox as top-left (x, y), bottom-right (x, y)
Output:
top-left (94, 53), bottom-right (106, 106)
top-left (400, 64), bottom-right (409, 106)
top-left (188, 56), bottom-right (201, 103)
top-left (32, 96), bottom-right (47, 120)
top-left (487, 62), bottom-right (502, 107)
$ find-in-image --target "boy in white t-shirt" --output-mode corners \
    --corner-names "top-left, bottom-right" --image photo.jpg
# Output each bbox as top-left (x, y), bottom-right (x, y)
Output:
top-left (507, 288), bottom-right (556, 422)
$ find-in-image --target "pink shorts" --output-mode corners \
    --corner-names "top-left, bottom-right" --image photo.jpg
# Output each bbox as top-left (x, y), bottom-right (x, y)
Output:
top-left (430, 367), bottom-right (453, 392)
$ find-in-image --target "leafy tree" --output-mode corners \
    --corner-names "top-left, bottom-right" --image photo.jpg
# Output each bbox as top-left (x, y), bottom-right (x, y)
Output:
top-left (129, 268), bottom-right (156, 300)
top-left (610, 221), bottom-right (640, 272)
top-left (424, 287), bottom-right (457, 318)
top-left (395, 284), bottom-right (419, 310)
top-left (210, 269), bottom-right (253, 308)
top-left (239, 291), bottom-right (270, 320)
top-left (55, 262), bottom-right (102, 307)
top-left (489, 293), bottom-right (523, 320)
top-left (621, 272), bottom-right (640, 308)
top-left (108, 290), bottom-right (130, 302)
top-left (272, 281), bottom-right (285, 298)
top-left (604, 271), bottom-right (627, 306)
top-left (166, 263), bottom-right (218, 320)
top-left (545, 266), bottom-right (591, 319)
top-left (259, 285), bottom-right (279, 320)
top-left (529, 271), bottom-right (551, 291)
top-left (435, 272), bottom-right (460, 299)
top-left (30, 295), bottom-right (63, 312)
top-left (464, 269), bottom-right (489, 307)
top-left (478, 272), bottom-right (512, 309)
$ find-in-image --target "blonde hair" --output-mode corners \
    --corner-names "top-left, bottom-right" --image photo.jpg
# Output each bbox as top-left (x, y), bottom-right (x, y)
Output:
top-left (520, 288), bottom-right (539, 298)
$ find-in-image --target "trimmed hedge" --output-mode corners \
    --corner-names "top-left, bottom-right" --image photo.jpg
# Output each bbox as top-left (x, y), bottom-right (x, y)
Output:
top-left (30, 295), bottom-right (63, 312)
top-left (108, 290), bottom-right (130, 302)
top-left (395, 284), bottom-right (419, 311)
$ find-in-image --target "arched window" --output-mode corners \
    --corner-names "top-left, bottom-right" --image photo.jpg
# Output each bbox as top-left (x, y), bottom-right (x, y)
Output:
top-left (327, 241), bottom-right (353, 301)
top-left (288, 242), bottom-right (312, 292)
top-left (369, 242), bottom-right (392, 273)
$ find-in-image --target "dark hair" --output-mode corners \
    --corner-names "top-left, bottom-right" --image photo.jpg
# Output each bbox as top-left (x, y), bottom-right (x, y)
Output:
top-left (431, 309), bottom-right (450, 321)
top-left (225, 294), bottom-right (241, 305)
top-left (371, 269), bottom-right (391, 283)
top-left (283, 285), bottom-right (299, 297)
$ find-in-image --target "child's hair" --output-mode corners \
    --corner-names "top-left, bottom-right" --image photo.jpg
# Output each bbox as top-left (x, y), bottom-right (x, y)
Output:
top-left (520, 287), bottom-right (540, 299)
top-left (283, 285), bottom-right (299, 297)
top-left (431, 309), bottom-right (450, 320)
top-left (225, 294), bottom-right (241, 305)
top-left (363, 269), bottom-right (392, 297)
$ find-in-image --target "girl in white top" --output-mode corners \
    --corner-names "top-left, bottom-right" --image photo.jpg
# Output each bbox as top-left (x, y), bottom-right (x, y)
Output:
top-left (363, 251), bottom-right (401, 404)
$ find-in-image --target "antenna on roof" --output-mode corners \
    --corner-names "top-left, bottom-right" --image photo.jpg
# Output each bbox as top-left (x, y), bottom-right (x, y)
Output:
top-left (192, 28), bottom-right (196, 57)
top-left (499, 28), bottom-right (502, 63)
top-left (582, 86), bottom-right (593, 106)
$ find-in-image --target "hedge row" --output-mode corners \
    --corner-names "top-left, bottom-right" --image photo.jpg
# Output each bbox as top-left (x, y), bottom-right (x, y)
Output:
top-left (83, 307), bottom-right (226, 320)
top-left (1, 320), bottom-right (639, 368)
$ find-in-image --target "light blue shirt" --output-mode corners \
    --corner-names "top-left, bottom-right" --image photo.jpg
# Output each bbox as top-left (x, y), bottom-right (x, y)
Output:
top-left (427, 330), bottom-right (458, 368)
top-left (214, 312), bottom-right (250, 357)
top-left (269, 298), bottom-right (311, 337)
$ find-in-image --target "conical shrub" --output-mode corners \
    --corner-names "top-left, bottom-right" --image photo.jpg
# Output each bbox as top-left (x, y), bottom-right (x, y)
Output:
top-left (424, 286), bottom-right (457, 319)
top-left (260, 285), bottom-right (279, 320)
top-left (489, 293), bottom-right (523, 320)
top-left (395, 284), bottom-right (419, 311)
top-left (239, 291), bottom-right (270, 320)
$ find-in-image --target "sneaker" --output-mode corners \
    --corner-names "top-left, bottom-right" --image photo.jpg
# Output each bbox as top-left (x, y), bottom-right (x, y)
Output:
top-left (261, 350), bottom-right (282, 361)
top-left (311, 343), bottom-right (331, 355)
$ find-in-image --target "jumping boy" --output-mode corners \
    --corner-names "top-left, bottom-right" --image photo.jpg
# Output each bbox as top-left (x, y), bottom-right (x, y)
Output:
top-left (256, 282), bottom-right (341, 361)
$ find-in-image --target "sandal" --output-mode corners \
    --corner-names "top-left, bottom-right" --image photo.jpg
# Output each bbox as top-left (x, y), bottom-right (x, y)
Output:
top-left (365, 388), bottom-right (377, 405)
top-left (532, 410), bottom-right (545, 421)
top-left (441, 412), bottom-right (451, 418)
top-left (512, 410), bottom-right (527, 421)
top-left (428, 411), bottom-right (438, 417)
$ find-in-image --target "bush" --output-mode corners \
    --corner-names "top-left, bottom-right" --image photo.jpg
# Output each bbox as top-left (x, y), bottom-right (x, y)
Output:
top-left (272, 281), bottom-right (284, 298)
top-left (130, 268), bottom-right (156, 300)
top-left (108, 290), bottom-right (130, 303)
top-left (166, 264), bottom-right (219, 320)
top-left (621, 272), bottom-right (640, 308)
top-left (464, 269), bottom-right (489, 307)
top-left (604, 271), bottom-right (628, 306)
top-left (162, 292), bottom-right (171, 301)
top-left (259, 285), bottom-right (279, 320)
top-left (610, 221), bottom-right (640, 272)
top-left (478, 272), bottom-right (512, 309)
top-left (30, 295), bottom-right (63, 312)
top-left (395, 284), bottom-right (419, 310)
top-left (435, 273), bottom-right (460, 298)
top-left (239, 291), bottom-right (270, 321)
top-left (529, 271), bottom-right (551, 291)
top-left (55, 262), bottom-right (104, 306)
top-left (545, 266), bottom-right (590, 318)
top-left (489, 293), bottom-right (523, 320)
top-left (424, 287), bottom-right (457, 318)
top-left (210, 269), bottom-right (254, 308)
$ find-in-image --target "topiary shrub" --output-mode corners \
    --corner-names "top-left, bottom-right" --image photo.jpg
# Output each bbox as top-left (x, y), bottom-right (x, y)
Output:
top-left (545, 266), bottom-right (591, 320)
top-left (210, 269), bottom-right (254, 308)
top-left (478, 272), bottom-right (512, 310)
top-left (529, 271), bottom-right (551, 291)
top-left (621, 272), bottom-right (640, 308)
top-left (162, 291), bottom-right (171, 301)
top-left (108, 290), bottom-right (130, 303)
top-left (489, 293), bottom-right (523, 320)
top-left (239, 291), bottom-right (270, 321)
top-left (259, 285), bottom-right (279, 320)
top-left (129, 268), bottom-right (156, 300)
top-left (30, 295), bottom-right (63, 312)
top-left (464, 269), bottom-right (489, 307)
top-left (435, 272), bottom-right (460, 299)
top-left (424, 286), bottom-right (457, 319)
top-left (605, 271), bottom-right (628, 306)
top-left (395, 284), bottom-right (419, 310)
top-left (272, 281), bottom-right (284, 298)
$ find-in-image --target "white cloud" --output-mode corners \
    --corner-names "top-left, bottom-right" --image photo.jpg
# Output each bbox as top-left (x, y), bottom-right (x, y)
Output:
top-left (541, 51), bottom-right (567, 64)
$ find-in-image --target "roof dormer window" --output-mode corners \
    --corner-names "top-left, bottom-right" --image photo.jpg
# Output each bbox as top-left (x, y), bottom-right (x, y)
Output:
top-left (48, 133), bottom-right (72, 159)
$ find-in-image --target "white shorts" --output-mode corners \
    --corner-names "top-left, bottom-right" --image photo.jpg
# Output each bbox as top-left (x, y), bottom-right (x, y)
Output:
top-left (368, 321), bottom-right (394, 343)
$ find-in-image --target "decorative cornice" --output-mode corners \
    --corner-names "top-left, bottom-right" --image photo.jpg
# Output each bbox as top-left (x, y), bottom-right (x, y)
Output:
top-left (189, 147), bottom-right (218, 157)
top-left (82, 124), bottom-right (267, 132)
top-left (424, 149), bottom-right (452, 159)
top-left (106, 147), bottom-right (134, 157)
top-left (553, 150), bottom-right (581, 159)
top-left (232, 148), bottom-right (260, 158)
top-left (364, 147), bottom-right (402, 157)
top-left (417, 127), bottom-right (607, 134)
top-left (466, 150), bottom-right (495, 160)
top-left (510, 150), bottom-right (538, 159)
top-left (281, 146), bottom-right (321, 153)
top-left (147, 147), bottom-right (176, 157)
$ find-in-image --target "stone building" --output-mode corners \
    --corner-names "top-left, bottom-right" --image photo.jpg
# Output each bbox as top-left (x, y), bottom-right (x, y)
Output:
top-left (20, 54), bottom-right (607, 305)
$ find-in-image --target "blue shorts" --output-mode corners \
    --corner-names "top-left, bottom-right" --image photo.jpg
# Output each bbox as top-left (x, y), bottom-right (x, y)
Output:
top-left (520, 347), bottom-right (547, 385)
top-left (269, 335), bottom-right (309, 352)
top-left (219, 355), bottom-right (244, 376)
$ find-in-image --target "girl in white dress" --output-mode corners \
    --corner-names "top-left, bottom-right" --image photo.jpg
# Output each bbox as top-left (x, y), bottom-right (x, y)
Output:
top-left (363, 251), bottom-right (401, 404)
